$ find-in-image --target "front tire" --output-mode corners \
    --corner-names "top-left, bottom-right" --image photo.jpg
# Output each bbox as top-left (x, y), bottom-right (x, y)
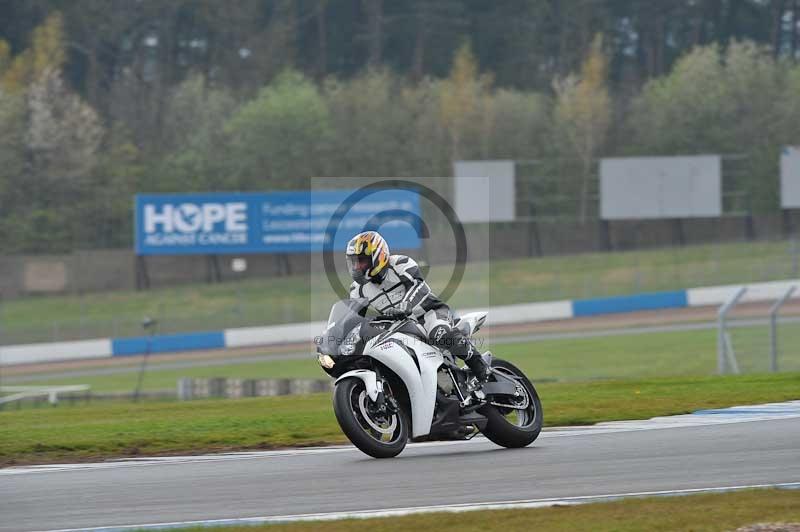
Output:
top-left (333, 378), bottom-right (408, 458)
top-left (479, 359), bottom-right (542, 448)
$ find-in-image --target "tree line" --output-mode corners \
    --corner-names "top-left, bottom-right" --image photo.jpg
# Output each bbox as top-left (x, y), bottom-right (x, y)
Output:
top-left (0, 3), bottom-right (799, 253)
top-left (3, 1), bottom-right (798, 99)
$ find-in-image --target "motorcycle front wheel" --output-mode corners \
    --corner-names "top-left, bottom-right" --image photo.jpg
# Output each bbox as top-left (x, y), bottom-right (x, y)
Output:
top-left (333, 378), bottom-right (409, 458)
top-left (479, 358), bottom-right (543, 448)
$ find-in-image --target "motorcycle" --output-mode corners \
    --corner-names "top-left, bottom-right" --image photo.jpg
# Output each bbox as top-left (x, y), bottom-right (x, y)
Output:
top-left (316, 298), bottom-right (542, 458)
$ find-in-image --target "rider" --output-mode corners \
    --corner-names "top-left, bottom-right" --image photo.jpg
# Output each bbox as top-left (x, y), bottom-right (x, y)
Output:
top-left (346, 230), bottom-right (491, 382)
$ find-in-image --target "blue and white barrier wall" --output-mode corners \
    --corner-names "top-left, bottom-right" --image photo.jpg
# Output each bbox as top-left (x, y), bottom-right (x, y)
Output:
top-left (571, 291), bottom-right (687, 317)
top-left (112, 331), bottom-right (226, 356)
top-left (2, 279), bottom-right (798, 366)
top-left (0, 339), bottom-right (112, 366)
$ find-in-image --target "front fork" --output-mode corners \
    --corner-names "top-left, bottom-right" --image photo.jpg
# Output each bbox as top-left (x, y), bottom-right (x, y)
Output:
top-left (334, 367), bottom-right (398, 415)
top-left (372, 368), bottom-right (401, 415)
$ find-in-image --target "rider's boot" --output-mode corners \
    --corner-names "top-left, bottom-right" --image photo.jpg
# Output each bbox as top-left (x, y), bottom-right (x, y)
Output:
top-left (465, 352), bottom-right (491, 382)
top-left (434, 324), bottom-right (491, 383)
top-left (461, 341), bottom-right (491, 383)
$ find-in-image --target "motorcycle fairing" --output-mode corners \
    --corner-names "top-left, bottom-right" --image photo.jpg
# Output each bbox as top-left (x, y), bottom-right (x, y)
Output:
top-left (454, 311), bottom-right (488, 337)
top-left (364, 332), bottom-right (443, 438)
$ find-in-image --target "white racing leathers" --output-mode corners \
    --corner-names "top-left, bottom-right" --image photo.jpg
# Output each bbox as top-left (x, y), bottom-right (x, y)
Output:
top-left (349, 255), bottom-right (477, 361)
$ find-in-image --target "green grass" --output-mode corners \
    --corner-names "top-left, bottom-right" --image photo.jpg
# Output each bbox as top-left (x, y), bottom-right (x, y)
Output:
top-left (2, 239), bottom-right (797, 343)
top-left (2, 372), bottom-right (798, 466)
top-left (168, 490), bottom-right (800, 532)
top-left (14, 357), bottom-right (324, 393)
top-left (13, 323), bottom-right (800, 393)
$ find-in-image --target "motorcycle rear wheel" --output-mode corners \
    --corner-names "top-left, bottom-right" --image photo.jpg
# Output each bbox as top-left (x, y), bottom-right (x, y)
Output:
top-left (479, 358), bottom-right (542, 448)
top-left (333, 378), bottom-right (409, 458)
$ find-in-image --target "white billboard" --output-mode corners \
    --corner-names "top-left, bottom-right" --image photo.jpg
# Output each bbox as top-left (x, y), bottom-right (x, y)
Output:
top-left (600, 155), bottom-right (722, 220)
top-left (453, 160), bottom-right (515, 223)
top-left (781, 147), bottom-right (800, 209)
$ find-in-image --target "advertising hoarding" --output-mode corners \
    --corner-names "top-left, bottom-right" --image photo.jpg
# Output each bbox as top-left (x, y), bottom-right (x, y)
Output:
top-left (600, 155), bottom-right (722, 220)
top-left (135, 190), bottom-right (421, 255)
top-left (781, 147), bottom-right (800, 209)
top-left (453, 160), bottom-right (515, 222)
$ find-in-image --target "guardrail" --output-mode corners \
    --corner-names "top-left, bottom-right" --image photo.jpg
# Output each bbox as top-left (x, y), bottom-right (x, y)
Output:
top-left (0, 385), bottom-right (90, 406)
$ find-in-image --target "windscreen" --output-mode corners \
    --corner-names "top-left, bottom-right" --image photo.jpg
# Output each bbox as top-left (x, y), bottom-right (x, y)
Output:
top-left (317, 298), bottom-right (369, 356)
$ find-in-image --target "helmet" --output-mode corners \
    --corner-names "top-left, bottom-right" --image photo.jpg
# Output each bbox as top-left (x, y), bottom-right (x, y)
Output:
top-left (346, 231), bottom-right (390, 284)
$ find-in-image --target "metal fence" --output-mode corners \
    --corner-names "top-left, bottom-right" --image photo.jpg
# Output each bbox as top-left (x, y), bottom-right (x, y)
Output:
top-left (718, 285), bottom-right (800, 375)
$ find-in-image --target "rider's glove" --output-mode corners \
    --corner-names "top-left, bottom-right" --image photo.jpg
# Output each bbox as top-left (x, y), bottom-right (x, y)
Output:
top-left (384, 300), bottom-right (411, 318)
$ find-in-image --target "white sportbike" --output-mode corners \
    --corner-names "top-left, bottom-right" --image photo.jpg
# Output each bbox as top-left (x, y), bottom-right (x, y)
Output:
top-left (317, 298), bottom-right (542, 458)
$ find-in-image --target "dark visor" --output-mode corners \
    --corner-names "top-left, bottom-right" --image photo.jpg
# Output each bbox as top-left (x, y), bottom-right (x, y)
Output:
top-left (347, 254), bottom-right (371, 275)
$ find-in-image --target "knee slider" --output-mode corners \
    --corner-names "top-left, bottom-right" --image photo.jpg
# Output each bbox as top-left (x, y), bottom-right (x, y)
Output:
top-left (428, 324), bottom-right (452, 347)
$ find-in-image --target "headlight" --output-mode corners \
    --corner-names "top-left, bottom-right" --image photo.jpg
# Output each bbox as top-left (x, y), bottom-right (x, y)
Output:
top-left (339, 323), bottom-right (362, 356)
top-left (318, 354), bottom-right (335, 369)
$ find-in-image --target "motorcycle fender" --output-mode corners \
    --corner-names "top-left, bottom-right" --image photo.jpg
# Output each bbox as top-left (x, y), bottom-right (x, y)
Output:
top-left (335, 369), bottom-right (381, 402)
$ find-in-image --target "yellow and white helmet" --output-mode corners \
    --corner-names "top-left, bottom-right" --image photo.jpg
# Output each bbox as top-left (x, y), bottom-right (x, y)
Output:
top-left (346, 231), bottom-right (390, 284)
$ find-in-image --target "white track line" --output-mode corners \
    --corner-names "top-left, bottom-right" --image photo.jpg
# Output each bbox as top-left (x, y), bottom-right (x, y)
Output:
top-left (36, 482), bottom-right (800, 532)
top-left (4, 400), bottom-right (800, 476)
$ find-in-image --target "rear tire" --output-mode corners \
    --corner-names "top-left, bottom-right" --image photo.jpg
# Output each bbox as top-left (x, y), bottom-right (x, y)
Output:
top-left (333, 378), bottom-right (408, 458)
top-left (479, 359), bottom-right (542, 448)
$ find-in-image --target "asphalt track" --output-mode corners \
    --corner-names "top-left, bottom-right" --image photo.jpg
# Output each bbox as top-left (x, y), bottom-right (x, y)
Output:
top-left (2, 409), bottom-right (799, 532)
